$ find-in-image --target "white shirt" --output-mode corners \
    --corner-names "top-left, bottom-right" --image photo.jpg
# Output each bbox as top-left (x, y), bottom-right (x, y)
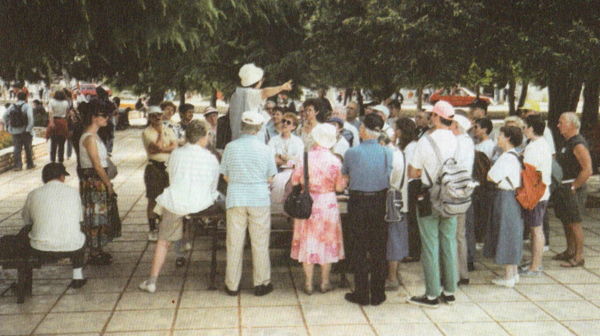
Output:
top-left (475, 138), bottom-right (496, 160)
top-left (382, 123), bottom-right (395, 139)
top-left (524, 137), bottom-right (552, 201)
top-left (410, 129), bottom-right (458, 186)
top-left (404, 141), bottom-right (418, 181)
top-left (156, 143), bottom-right (220, 216)
top-left (543, 126), bottom-right (556, 155)
top-left (456, 133), bottom-right (475, 175)
top-left (79, 133), bottom-right (108, 168)
top-left (344, 121), bottom-right (360, 147)
top-left (23, 181), bottom-right (86, 252)
top-left (488, 149), bottom-right (521, 190)
top-left (142, 125), bottom-right (178, 162)
top-left (332, 136), bottom-right (350, 157)
top-left (390, 148), bottom-right (409, 213)
top-left (49, 99), bottom-right (69, 118)
top-left (268, 134), bottom-right (304, 163)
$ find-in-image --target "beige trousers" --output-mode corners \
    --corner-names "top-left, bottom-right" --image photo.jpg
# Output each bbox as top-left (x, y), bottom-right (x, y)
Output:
top-left (225, 206), bottom-right (271, 290)
top-left (456, 213), bottom-right (469, 280)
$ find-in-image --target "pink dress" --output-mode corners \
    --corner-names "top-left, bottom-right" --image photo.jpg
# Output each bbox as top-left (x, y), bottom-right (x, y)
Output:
top-left (290, 146), bottom-right (345, 264)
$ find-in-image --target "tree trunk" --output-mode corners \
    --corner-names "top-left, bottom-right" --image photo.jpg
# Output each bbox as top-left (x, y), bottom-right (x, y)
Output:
top-left (210, 88), bottom-right (218, 107)
top-left (582, 77), bottom-right (600, 130)
top-left (547, 73), bottom-right (583, 151)
top-left (148, 88), bottom-right (165, 106)
top-left (569, 83), bottom-right (583, 112)
top-left (507, 79), bottom-right (516, 115)
top-left (517, 80), bottom-right (529, 108)
top-left (416, 87), bottom-right (423, 112)
top-left (179, 83), bottom-right (186, 110)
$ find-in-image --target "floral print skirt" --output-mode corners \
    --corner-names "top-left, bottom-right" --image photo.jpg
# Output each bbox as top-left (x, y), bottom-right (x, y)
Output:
top-left (80, 169), bottom-right (121, 249)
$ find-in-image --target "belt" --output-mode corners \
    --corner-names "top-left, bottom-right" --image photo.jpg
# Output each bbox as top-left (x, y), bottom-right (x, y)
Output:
top-left (561, 179), bottom-right (575, 184)
top-left (349, 189), bottom-right (387, 197)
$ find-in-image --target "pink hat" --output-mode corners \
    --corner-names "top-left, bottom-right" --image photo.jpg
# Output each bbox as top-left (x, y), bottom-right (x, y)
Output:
top-left (432, 100), bottom-right (455, 120)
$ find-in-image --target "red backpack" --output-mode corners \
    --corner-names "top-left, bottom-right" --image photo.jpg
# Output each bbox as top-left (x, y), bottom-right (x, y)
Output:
top-left (508, 152), bottom-right (546, 210)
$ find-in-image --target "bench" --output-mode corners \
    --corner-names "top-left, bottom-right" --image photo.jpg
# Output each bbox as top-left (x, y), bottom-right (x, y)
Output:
top-left (0, 253), bottom-right (42, 303)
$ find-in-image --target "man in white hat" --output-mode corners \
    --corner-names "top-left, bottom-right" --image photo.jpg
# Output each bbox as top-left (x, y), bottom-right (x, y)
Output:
top-left (203, 106), bottom-right (219, 151)
top-left (142, 106), bottom-right (178, 242)
top-left (450, 113), bottom-right (475, 285)
top-left (229, 63), bottom-right (293, 141)
top-left (220, 111), bottom-right (278, 297)
top-left (372, 104), bottom-right (395, 139)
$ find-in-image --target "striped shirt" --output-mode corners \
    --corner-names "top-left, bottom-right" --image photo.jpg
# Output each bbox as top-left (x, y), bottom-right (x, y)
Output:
top-left (22, 181), bottom-right (86, 252)
top-left (220, 134), bottom-right (277, 208)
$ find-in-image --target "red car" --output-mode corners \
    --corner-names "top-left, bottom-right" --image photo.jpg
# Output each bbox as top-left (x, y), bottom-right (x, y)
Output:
top-left (429, 87), bottom-right (493, 107)
top-left (79, 83), bottom-right (112, 97)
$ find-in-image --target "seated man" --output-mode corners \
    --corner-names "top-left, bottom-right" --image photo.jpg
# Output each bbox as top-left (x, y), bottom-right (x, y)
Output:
top-left (22, 163), bottom-right (87, 288)
top-left (139, 119), bottom-right (220, 293)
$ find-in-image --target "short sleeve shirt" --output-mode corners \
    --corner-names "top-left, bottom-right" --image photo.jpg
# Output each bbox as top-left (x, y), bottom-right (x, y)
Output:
top-left (455, 134), bottom-right (475, 175)
top-left (409, 129), bottom-right (458, 186)
top-left (390, 148), bottom-right (409, 213)
top-left (475, 138), bottom-right (496, 160)
top-left (268, 134), bottom-right (305, 163)
top-left (523, 137), bottom-right (552, 201)
top-left (220, 134), bottom-right (277, 208)
top-left (229, 87), bottom-right (263, 141)
top-left (342, 139), bottom-right (393, 192)
top-left (142, 125), bottom-right (178, 162)
top-left (488, 149), bottom-right (521, 190)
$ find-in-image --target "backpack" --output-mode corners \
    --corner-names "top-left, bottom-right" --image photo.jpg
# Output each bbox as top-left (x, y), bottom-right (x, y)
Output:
top-left (424, 134), bottom-right (477, 217)
top-left (9, 103), bottom-right (28, 128)
top-left (507, 152), bottom-right (546, 210)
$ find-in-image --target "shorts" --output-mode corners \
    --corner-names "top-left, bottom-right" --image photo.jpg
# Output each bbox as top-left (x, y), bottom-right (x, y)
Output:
top-left (554, 184), bottom-right (587, 225)
top-left (158, 209), bottom-right (184, 242)
top-left (144, 161), bottom-right (169, 200)
top-left (523, 201), bottom-right (548, 228)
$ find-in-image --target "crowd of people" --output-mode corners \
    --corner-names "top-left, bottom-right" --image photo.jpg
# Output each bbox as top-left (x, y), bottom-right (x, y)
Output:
top-left (11, 63), bottom-right (594, 309)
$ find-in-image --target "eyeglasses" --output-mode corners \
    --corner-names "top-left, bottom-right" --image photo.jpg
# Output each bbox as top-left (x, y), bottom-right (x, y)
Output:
top-left (282, 119), bottom-right (294, 126)
top-left (97, 114), bottom-right (109, 118)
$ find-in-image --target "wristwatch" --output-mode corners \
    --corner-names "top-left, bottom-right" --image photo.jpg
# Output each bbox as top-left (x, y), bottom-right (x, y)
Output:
top-left (571, 184), bottom-right (577, 192)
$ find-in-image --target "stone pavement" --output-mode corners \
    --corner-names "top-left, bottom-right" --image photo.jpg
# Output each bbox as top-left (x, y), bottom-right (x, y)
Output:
top-left (1, 127), bottom-right (600, 336)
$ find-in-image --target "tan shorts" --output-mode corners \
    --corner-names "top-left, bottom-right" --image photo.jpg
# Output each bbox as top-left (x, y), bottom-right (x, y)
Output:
top-left (158, 209), bottom-right (184, 242)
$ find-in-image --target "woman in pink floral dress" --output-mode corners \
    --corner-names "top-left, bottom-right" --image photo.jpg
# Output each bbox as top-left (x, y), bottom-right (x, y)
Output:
top-left (291, 124), bottom-right (347, 294)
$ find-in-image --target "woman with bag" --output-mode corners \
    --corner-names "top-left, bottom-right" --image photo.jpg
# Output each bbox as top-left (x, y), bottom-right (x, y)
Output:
top-left (290, 124), bottom-right (347, 294)
top-left (484, 126), bottom-right (524, 287)
top-left (77, 99), bottom-right (121, 265)
top-left (47, 90), bottom-right (70, 163)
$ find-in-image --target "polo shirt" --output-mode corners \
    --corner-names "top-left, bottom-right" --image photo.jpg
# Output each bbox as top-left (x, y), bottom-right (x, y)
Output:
top-left (220, 134), bottom-right (277, 208)
top-left (23, 181), bottom-right (85, 252)
top-left (342, 139), bottom-right (393, 192)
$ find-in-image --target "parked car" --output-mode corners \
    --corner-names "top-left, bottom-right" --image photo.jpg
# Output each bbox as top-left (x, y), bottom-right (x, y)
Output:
top-left (79, 83), bottom-right (112, 97)
top-left (429, 87), bottom-right (494, 107)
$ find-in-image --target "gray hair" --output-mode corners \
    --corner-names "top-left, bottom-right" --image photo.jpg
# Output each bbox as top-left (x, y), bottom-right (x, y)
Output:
top-left (185, 119), bottom-right (208, 143)
top-left (562, 112), bottom-right (580, 130)
top-left (241, 121), bottom-right (262, 134)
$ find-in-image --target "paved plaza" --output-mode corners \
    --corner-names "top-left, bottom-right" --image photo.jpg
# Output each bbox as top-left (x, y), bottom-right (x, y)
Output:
top-left (1, 127), bottom-right (600, 336)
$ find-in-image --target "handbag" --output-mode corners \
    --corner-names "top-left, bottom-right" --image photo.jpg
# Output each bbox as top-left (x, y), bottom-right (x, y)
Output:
top-left (284, 151), bottom-right (313, 219)
top-left (106, 158), bottom-right (118, 179)
top-left (385, 149), bottom-right (405, 222)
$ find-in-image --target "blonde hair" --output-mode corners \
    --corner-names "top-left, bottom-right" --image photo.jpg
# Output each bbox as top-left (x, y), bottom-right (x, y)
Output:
top-left (504, 115), bottom-right (525, 129)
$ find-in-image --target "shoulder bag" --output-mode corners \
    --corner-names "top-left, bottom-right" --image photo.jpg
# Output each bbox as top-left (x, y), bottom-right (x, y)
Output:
top-left (284, 151), bottom-right (313, 219)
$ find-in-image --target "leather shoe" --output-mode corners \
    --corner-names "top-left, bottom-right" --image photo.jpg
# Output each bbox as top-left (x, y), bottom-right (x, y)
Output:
top-left (224, 286), bottom-right (239, 296)
top-left (371, 295), bottom-right (386, 306)
top-left (69, 279), bottom-right (87, 289)
top-left (344, 292), bottom-right (369, 305)
top-left (254, 283), bottom-right (274, 296)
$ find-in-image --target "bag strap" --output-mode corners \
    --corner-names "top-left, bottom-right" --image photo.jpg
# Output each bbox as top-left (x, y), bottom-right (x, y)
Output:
top-left (302, 151), bottom-right (309, 194)
top-left (425, 134), bottom-right (443, 166)
top-left (505, 151), bottom-right (522, 189)
top-left (399, 149), bottom-right (406, 190)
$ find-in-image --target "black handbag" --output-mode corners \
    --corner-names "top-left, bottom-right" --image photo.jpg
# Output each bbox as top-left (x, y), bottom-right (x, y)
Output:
top-left (284, 151), bottom-right (313, 219)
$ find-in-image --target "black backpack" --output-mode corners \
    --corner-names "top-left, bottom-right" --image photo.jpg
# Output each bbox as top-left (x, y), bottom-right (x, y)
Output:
top-left (9, 103), bottom-right (28, 128)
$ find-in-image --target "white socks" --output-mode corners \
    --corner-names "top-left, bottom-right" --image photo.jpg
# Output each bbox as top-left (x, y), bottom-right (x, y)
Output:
top-left (72, 268), bottom-right (84, 280)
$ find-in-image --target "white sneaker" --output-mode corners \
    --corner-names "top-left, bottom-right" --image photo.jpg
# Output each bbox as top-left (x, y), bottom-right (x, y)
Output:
top-left (148, 230), bottom-right (158, 242)
top-left (492, 277), bottom-right (515, 288)
top-left (139, 280), bottom-right (156, 293)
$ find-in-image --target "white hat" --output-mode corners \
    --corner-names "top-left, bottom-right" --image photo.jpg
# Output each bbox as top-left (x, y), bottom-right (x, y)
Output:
top-left (148, 105), bottom-right (162, 114)
top-left (239, 63), bottom-right (264, 87)
top-left (454, 114), bottom-right (471, 132)
top-left (203, 106), bottom-right (218, 116)
top-left (310, 123), bottom-right (337, 149)
top-left (241, 110), bottom-right (265, 125)
top-left (372, 104), bottom-right (390, 118)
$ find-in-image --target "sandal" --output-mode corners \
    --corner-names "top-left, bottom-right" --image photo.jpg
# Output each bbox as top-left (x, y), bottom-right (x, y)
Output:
top-left (560, 258), bottom-right (585, 268)
top-left (552, 251), bottom-right (574, 261)
top-left (320, 283), bottom-right (334, 293)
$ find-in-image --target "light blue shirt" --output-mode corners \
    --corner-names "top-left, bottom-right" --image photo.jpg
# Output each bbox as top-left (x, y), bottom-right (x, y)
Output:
top-left (3, 101), bottom-right (34, 134)
top-left (220, 134), bottom-right (277, 208)
top-left (342, 139), bottom-right (393, 192)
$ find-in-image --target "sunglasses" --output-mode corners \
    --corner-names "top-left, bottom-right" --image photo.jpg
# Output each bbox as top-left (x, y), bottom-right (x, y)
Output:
top-left (282, 119), bottom-right (294, 126)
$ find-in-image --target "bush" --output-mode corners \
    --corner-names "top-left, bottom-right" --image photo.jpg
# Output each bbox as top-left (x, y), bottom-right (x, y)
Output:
top-left (0, 131), bottom-right (13, 150)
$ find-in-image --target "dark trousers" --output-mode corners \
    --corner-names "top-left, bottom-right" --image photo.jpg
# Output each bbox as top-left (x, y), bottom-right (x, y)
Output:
top-left (12, 132), bottom-right (34, 169)
top-left (32, 247), bottom-right (85, 269)
top-left (473, 186), bottom-right (492, 243)
top-left (348, 190), bottom-right (388, 301)
top-left (465, 203), bottom-right (476, 264)
top-left (407, 180), bottom-right (422, 259)
top-left (50, 135), bottom-right (66, 163)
